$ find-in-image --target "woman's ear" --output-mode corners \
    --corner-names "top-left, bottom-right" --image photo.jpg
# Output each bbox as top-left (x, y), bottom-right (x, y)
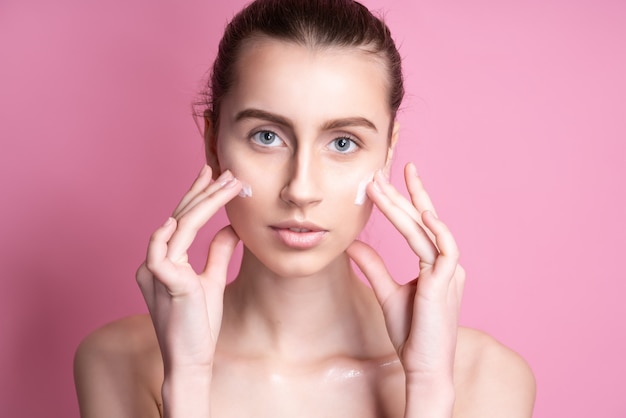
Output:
top-left (203, 112), bottom-right (222, 179)
top-left (384, 121), bottom-right (400, 176)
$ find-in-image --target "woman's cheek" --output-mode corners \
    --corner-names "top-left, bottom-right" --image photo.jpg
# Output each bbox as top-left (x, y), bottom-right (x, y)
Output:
top-left (336, 170), bottom-right (377, 229)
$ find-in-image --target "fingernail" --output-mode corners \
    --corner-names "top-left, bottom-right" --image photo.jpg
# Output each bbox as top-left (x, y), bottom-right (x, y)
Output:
top-left (408, 162), bottom-right (418, 176)
top-left (372, 176), bottom-right (384, 194)
top-left (373, 169), bottom-right (388, 192)
top-left (216, 170), bottom-right (233, 186)
top-left (199, 164), bottom-right (209, 176)
top-left (224, 177), bottom-right (239, 189)
top-left (375, 169), bottom-right (389, 183)
top-left (163, 217), bottom-right (174, 226)
top-left (372, 180), bottom-right (383, 194)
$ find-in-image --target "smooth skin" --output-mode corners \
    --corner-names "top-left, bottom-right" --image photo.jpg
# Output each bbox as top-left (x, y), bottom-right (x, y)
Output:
top-left (74, 39), bottom-right (535, 418)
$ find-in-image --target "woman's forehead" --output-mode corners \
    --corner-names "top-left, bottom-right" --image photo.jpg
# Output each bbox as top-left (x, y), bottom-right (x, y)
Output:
top-left (223, 38), bottom-right (392, 130)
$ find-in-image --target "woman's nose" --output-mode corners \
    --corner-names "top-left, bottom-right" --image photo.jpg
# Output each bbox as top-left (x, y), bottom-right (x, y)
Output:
top-left (280, 150), bottom-right (323, 208)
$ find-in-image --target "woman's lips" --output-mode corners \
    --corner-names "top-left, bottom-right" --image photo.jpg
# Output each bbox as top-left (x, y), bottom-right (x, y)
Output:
top-left (270, 223), bottom-right (327, 249)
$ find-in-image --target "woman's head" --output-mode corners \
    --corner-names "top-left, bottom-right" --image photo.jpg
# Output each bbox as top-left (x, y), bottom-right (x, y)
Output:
top-left (213, 38), bottom-right (394, 276)
top-left (201, 0), bottom-right (404, 140)
top-left (198, 0), bottom-right (405, 278)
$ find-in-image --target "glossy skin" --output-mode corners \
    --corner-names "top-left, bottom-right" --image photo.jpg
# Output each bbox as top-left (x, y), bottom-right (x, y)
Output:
top-left (74, 39), bottom-right (536, 418)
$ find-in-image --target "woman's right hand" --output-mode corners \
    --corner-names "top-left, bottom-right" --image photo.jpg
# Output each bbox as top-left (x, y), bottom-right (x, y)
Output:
top-left (136, 165), bottom-right (242, 378)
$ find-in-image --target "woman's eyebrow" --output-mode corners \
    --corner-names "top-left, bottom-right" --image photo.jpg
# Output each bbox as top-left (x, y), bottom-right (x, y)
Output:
top-left (321, 117), bottom-right (378, 133)
top-left (235, 109), bottom-right (293, 128)
top-left (234, 108), bottom-right (378, 133)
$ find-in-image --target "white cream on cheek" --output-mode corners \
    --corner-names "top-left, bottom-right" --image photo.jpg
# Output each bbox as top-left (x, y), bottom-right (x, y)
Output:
top-left (354, 171), bottom-right (376, 205)
top-left (238, 181), bottom-right (252, 198)
top-left (231, 170), bottom-right (376, 204)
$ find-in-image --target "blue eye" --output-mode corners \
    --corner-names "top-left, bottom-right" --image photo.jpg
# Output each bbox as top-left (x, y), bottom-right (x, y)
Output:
top-left (251, 130), bottom-right (283, 147)
top-left (331, 137), bottom-right (358, 153)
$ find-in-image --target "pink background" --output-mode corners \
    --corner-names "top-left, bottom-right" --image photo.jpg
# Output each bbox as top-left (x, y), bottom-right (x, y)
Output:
top-left (1, 0), bottom-right (624, 416)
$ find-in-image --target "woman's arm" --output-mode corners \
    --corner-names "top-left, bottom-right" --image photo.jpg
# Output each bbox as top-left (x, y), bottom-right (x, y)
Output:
top-left (348, 163), bottom-right (535, 417)
top-left (135, 166), bottom-right (242, 418)
top-left (75, 166), bottom-right (243, 418)
top-left (348, 163), bottom-right (461, 417)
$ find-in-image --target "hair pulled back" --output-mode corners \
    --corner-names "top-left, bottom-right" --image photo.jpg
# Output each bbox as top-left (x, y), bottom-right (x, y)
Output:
top-left (200, 0), bottom-right (404, 137)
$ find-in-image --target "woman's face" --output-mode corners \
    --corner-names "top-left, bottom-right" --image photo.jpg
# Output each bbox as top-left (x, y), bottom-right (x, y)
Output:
top-left (212, 37), bottom-right (396, 278)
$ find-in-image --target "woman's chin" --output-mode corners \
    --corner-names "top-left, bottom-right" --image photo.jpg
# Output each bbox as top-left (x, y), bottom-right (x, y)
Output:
top-left (241, 247), bottom-right (350, 281)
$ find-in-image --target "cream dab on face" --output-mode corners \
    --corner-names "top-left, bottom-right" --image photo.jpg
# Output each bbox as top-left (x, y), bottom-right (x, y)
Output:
top-left (354, 172), bottom-right (375, 205)
top-left (238, 181), bottom-right (252, 198)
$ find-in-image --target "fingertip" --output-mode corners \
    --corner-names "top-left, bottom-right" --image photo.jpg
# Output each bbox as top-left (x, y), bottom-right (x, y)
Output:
top-left (159, 217), bottom-right (178, 235)
top-left (203, 226), bottom-right (241, 280)
top-left (150, 217), bottom-right (176, 242)
top-left (214, 224), bottom-right (241, 246)
top-left (369, 170), bottom-right (393, 199)
top-left (146, 217), bottom-right (176, 260)
top-left (345, 240), bottom-right (379, 264)
top-left (421, 210), bottom-right (444, 235)
top-left (378, 167), bottom-right (390, 181)
top-left (406, 163), bottom-right (423, 186)
top-left (345, 239), bottom-right (364, 256)
top-left (366, 179), bottom-right (383, 196)
top-left (199, 164), bottom-right (211, 177)
top-left (189, 165), bottom-right (214, 193)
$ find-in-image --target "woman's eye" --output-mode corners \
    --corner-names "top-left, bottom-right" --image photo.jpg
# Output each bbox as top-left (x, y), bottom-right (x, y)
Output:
top-left (251, 130), bottom-right (284, 147)
top-left (330, 137), bottom-right (358, 153)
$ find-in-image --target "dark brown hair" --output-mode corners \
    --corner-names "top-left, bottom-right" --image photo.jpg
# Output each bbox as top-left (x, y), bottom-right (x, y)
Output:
top-left (199, 0), bottom-right (404, 137)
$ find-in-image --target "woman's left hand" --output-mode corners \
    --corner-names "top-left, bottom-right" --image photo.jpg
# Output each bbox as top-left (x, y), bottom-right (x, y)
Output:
top-left (347, 162), bottom-right (465, 399)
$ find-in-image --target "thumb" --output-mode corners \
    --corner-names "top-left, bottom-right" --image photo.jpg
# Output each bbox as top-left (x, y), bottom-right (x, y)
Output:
top-left (346, 240), bottom-right (399, 307)
top-left (202, 225), bottom-right (240, 288)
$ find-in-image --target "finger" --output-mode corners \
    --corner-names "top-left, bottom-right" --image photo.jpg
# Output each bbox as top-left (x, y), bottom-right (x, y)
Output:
top-left (171, 165), bottom-right (214, 218)
top-left (404, 162), bottom-right (438, 243)
top-left (405, 162), bottom-right (438, 218)
top-left (135, 262), bottom-right (156, 311)
top-left (173, 169), bottom-right (235, 219)
top-left (372, 170), bottom-right (422, 225)
top-left (451, 264), bottom-right (466, 314)
top-left (346, 240), bottom-right (399, 305)
top-left (201, 226), bottom-right (240, 333)
top-left (202, 225), bottom-right (240, 284)
top-left (421, 210), bottom-right (459, 280)
top-left (136, 262), bottom-right (153, 295)
top-left (144, 217), bottom-right (184, 290)
top-left (166, 178), bottom-right (242, 262)
top-left (368, 174), bottom-right (438, 265)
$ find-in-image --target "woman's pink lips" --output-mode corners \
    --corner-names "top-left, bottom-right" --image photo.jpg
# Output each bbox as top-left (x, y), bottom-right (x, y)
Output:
top-left (271, 226), bottom-right (327, 249)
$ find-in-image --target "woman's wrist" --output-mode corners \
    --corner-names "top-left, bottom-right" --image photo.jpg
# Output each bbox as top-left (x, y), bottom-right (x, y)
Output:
top-left (404, 377), bottom-right (455, 418)
top-left (162, 368), bottom-right (213, 418)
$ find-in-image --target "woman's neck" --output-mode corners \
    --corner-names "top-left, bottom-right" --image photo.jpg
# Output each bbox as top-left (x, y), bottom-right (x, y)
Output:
top-left (219, 247), bottom-right (386, 362)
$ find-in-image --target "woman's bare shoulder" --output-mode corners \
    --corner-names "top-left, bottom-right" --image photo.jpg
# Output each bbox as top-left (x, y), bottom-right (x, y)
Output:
top-left (454, 327), bottom-right (536, 417)
top-left (75, 314), bottom-right (160, 368)
top-left (74, 314), bottom-right (163, 418)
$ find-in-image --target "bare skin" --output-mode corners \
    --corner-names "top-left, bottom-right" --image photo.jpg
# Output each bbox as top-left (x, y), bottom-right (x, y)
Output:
top-left (74, 39), bottom-right (535, 417)
top-left (75, 315), bottom-right (535, 417)
top-left (74, 165), bottom-right (535, 417)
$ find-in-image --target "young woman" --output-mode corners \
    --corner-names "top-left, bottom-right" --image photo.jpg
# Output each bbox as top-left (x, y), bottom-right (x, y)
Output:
top-left (74, 1), bottom-right (536, 417)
